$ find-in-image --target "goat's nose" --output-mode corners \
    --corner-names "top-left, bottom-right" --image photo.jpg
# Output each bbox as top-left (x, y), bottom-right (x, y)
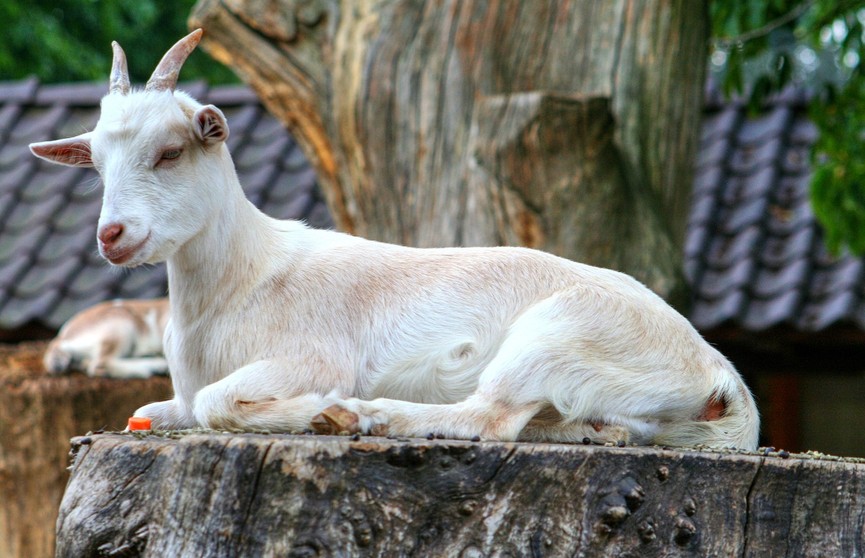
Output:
top-left (98, 222), bottom-right (124, 246)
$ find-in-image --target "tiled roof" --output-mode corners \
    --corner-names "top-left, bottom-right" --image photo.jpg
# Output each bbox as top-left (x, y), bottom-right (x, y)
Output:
top-left (0, 79), bottom-right (331, 332)
top-left (0, 79), bottom-right (862, 336)
top-left (688, 86), bottom-right (865, 332)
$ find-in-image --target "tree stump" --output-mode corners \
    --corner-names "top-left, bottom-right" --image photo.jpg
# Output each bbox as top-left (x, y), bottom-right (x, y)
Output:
top-left (56, 431), bottom-right (864, 557)
top-left (0, 343), bottom-right (172, 558)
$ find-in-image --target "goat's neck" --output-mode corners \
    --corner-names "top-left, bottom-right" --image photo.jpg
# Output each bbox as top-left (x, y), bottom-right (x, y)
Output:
top-left (166, 165), bottom-right (282, 322)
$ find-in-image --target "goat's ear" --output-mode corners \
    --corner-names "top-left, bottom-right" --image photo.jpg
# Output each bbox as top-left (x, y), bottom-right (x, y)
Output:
top-left (29, 133), bottom-right (94, 167)
top-left (193, 105), bottom-right (229, 146)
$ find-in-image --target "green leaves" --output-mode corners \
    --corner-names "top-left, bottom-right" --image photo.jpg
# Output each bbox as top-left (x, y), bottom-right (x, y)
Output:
top-left (810, 78), bottom-right (865, 254)
top-left (0, 0), bottom-right (237, 84)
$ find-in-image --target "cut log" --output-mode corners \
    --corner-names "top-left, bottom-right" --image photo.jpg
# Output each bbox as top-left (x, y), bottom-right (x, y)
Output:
top-left (57, 432), bottom-right (865, 557)
top-left (0, 343), bottom-right (172, 558)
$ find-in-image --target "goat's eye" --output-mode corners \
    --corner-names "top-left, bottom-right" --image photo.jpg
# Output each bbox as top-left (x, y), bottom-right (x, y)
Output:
top-left (157, 148), bottom-right (183, 167)
top-left (161, 149), bottom-right (182, 161)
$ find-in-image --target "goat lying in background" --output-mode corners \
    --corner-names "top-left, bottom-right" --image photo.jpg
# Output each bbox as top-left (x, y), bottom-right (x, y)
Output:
top-left (30, 30), bottom-right (759, 449)
top-left (44, 298), bottom-right (169, 379)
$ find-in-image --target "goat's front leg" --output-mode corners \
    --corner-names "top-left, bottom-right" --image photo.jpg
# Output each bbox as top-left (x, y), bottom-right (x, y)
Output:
top-left (191, 360), bottom-right (348, 432)
top-left (132, 398), bottom-right (196, 430)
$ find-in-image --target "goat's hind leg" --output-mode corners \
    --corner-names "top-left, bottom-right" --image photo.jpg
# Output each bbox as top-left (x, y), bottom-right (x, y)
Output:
top-left (519, 417), bottom-right (632, 445)
top-left (313, 393), bottom-right (546, 441)
top-left (102, 357), bottom-right (170, 379)
top-left (313, 299), bottom-right (573, 440)
top-left (314, 327), bottom-right (560, 440)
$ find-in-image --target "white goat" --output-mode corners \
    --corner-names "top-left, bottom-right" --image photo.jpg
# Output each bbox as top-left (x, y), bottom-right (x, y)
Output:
top-left (43, 298), bottom-right (169, 379)
top-left (30, 30), bottom-right (759, 449)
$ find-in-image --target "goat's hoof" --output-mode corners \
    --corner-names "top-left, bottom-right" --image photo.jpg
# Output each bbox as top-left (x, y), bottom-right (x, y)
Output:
top-left (369, 423), bottom-right (389, 437)
top-left (311, 405), bottom-right (360, 435)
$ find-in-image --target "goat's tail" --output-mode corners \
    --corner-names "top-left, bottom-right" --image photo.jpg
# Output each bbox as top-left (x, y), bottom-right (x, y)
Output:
top-left (653, 369), bottom-right (760, 451)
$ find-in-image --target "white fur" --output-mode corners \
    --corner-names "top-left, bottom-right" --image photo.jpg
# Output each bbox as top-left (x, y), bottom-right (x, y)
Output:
top-left (29, 34), bottom-right (759, 449)
top-left (43, 298), bottom-right (169, 379)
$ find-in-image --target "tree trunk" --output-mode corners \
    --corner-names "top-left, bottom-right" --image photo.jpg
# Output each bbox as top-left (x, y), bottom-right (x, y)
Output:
top-left (190, 0), bottom-right (706, 306)
top-left (57, 432), bottom-right (865, 557)
top-left (0, 343), bottom-right (172, 558)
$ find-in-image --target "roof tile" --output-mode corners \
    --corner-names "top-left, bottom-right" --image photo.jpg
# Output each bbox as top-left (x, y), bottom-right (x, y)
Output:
top-left (690, 290), bottom-right (745, 330)
top-left (697, 257), bottom-right (755, 299)
top-left (0, 252), bottom-right (32, 289)
top-left (0, 104), bottom-right (24, 139)
top-left (790, 119), bottom-right (819, 144)
top-left (0, 290), bottom-right (58, 329)
top-left (695, 135), bottom-right (730, 169)
top-left (0, 78), bottom-right (39, 102)
top-left (751, 258), bottom-right (809, 298)
top-left (0, 223), bottom-right (50, 261)
top-left (306, 201), bottom-right (334, 230)
top-left (0, 140), bottom-right (34, 169)
top-left (11, 105), bottom-right (69, 141)
top-left (37, 227), bottom-right (94, 263)
top-left (684, 224), bottom-right (709, 259)
top-left (728, 138), bottom-right (782, 174)
top-left (797, 291), bottom-right (856, 331)
top-left (741, 289), bottom-right (801, 330)
top-left (53, 194), bottom-right (103, 232)
top-left (14, 257), bottom-right (80, 298)
top-left (808, 259), bottom-right (863, 297)
top-left (764, 200), bottom-right (813, 236)
top-left (64, 263), bottom-right (116, 299)
top-left (716, 196), bottom-right (768, 234)
top-left (118, 267), bottom-right (167, 297)
top-left (781, 145), bottom-right (811, 174)
top-left (761, 225), bottom-right (814, 267)
top-left (721, 166), bottom-right (776, 205)
top-left (700, 106), bottom-right (740, 143)
top-left (736, 106), bottom-right (792, 144)
top-left (34, 82), bottom-right (107, 105)
top-left (705, 226), bottom-right (761, 268)
top-left (0, 161), bottom-right (34, 194)
top-left (4, 192), bottom-right (67, 232)
top-left (206, 85), bottom-right (260, 105)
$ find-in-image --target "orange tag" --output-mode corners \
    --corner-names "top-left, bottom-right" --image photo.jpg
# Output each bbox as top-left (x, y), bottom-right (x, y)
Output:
top-left (128, 417), bottom-right (152, 431)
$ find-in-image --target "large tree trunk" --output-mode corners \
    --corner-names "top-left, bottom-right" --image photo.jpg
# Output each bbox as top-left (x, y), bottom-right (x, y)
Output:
top-left (190, 0), bottom-right (706, 306)
top-left (57, 432), bottom-right (865, 557)
top-left (0, 343), bottom-right (172, 558)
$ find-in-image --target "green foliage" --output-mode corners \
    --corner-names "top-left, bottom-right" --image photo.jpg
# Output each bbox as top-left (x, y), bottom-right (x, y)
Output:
top-left (810, 78), bottom-right (865, 254)
top-left (711, 0), bottom-right (865, 255)
top-left (0, 0), bottom-right (237, 84)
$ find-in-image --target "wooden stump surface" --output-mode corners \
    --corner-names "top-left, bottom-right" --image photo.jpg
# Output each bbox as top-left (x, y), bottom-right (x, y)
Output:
top-left (0, 343), bottom-right (173, 558)
top-left (56, 430), bottom-right (865, 557)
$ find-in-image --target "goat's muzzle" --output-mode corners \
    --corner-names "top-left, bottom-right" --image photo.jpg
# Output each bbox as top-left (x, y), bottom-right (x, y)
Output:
top-left (97, 223), bottom-right (149, 265)
top-left (98, 222), bottom-right (124, 247)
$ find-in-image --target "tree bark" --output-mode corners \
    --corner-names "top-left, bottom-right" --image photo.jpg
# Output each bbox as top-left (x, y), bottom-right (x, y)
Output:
top-left (0, 343), bottom-right (172, 558)
top-left (57, 432), bottom-right (865, 557)
top-left (190, 0), bottom-right (707, 306)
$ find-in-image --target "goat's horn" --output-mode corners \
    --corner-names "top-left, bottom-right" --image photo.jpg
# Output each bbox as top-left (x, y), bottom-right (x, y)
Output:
top-left (109, 41), bottom-right (131, 95)
top-left (145, 28), bottom-right (203, 92)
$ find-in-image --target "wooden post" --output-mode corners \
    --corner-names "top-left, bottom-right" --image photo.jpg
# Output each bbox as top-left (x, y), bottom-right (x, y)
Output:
top-left (0, 343), bottom-right (172, 558)
top-left (57, 432), bottom-right (865, 557)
